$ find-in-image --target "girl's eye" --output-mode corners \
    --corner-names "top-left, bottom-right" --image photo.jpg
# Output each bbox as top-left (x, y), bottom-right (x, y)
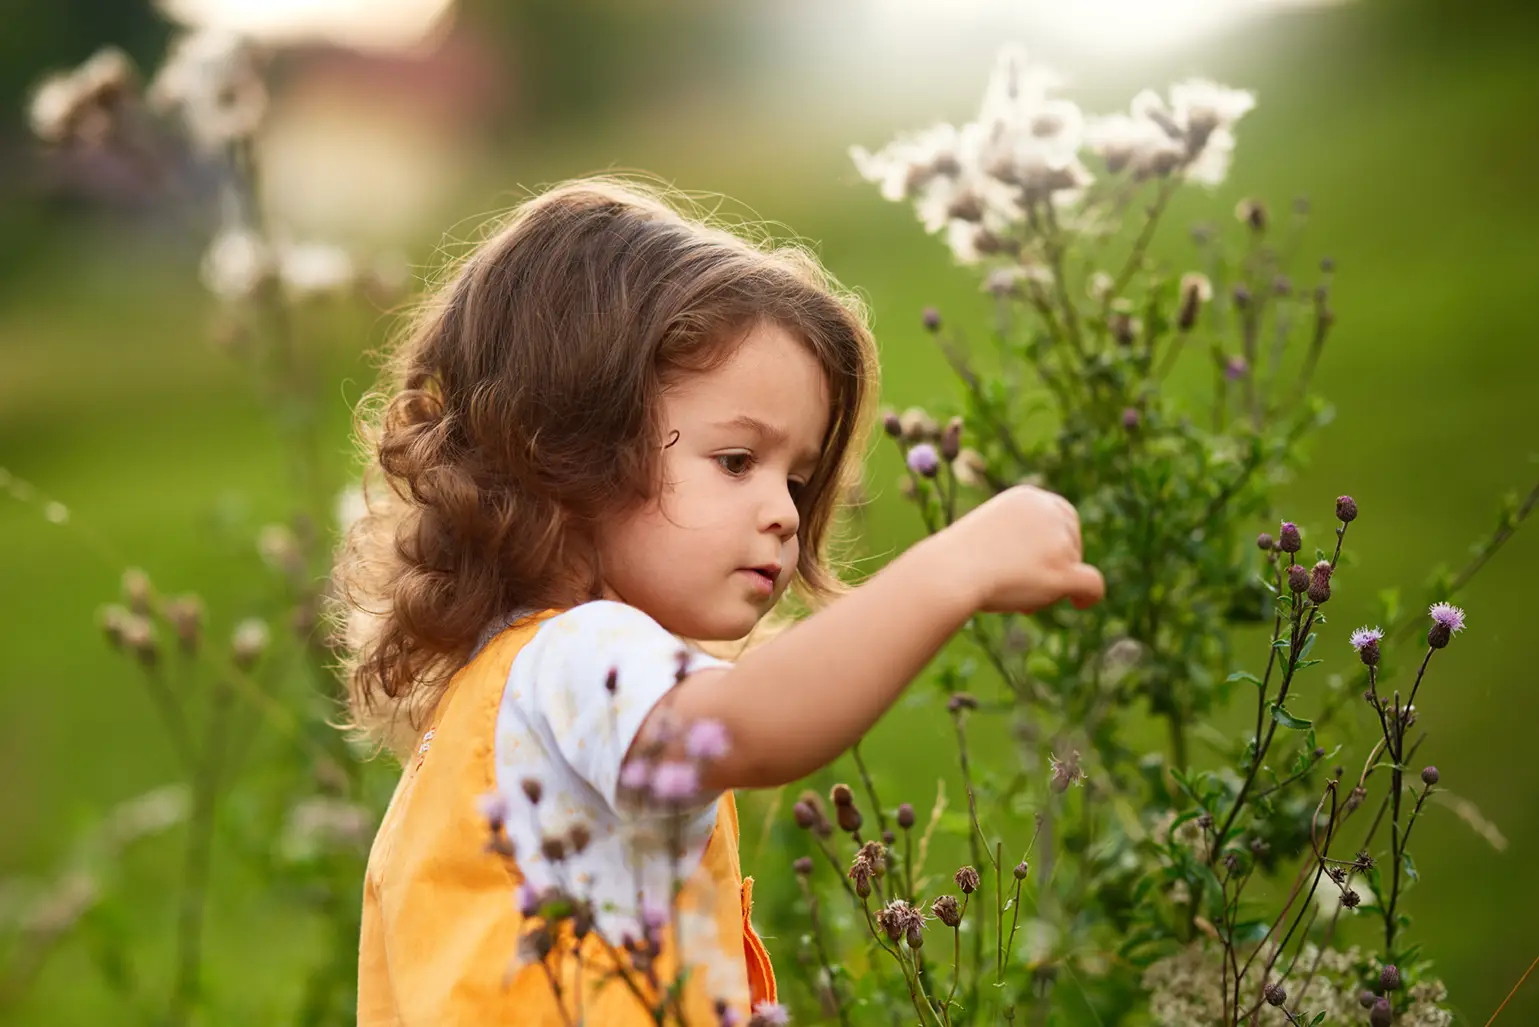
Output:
top-left (716, 453), bottom-right (754, 477)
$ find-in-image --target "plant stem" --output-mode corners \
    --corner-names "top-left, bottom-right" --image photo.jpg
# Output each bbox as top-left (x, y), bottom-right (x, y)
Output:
top-left (850, 742), bottom-right (889, 836)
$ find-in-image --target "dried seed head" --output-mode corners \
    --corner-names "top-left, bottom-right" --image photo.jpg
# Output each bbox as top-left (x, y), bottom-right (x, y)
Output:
top-left (830, 784), bottom-right (854, 807)
top-left (954, 866), bottom-right (980, 894)
top-left (1346, 785), bottom-right (1367, 812)
top-left (522, 778), bottom-right (544, 805)
top-left (1287, 564), bottom-right (1309, 593)
top-left (1421, 766), bottom-right (1440, 786)
top-left (932, 894), bottom-right (962, 927)
top-left (897, 802), bottom-right (916, 829)
top-left (882, 829), bottom-right (896, 846)
top-left (1278, 521), bottom-right (1302, 553)
top-left (231, 618), bottom-right (269, 670)
top-left (1049, 751), bottom-right (1084, 794)
top-left (1340, 888), bottom-right (1361, 908)
top-left (941, 417), bottom-right (963, 462)
top-left (1380, 964), bottom-right (1401, 991)
top-left (164, 595), bottom-right (205, 654)
top-left (899, 407), bottom-right (940, 443)
top-left (1264, 982), bottom-right (1286, 1007)
top-left (1336, 495), bottom-right (1358, 523)
top-left (121, 567), bottom-right (153, 614)
top-left (793, 856), bottom-right (813, 876)
top-left (851, 864), bottom-right (872, 898)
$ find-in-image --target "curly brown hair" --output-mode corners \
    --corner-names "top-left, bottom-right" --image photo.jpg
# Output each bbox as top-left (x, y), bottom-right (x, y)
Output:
top-left (330, 178), bottom-right (879, 759)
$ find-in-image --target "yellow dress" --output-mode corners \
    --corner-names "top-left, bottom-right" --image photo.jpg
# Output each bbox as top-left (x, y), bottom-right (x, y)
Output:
top-left (357, 610), bottom-right (776, 1025)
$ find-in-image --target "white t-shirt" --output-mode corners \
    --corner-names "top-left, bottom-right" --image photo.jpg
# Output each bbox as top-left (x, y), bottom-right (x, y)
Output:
top-left (486, 600), bottom-right (731, 940)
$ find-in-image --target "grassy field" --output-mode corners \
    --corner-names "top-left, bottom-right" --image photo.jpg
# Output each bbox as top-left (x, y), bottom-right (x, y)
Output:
top-left (3, 3), bottom-right (1537, 1022)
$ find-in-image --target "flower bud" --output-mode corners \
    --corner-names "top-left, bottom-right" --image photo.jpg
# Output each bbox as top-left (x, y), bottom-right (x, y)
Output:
top-left (1236, 198), bottom-right (1267, 231)
top-left (1307, 560), bottom-right (1333, 605)
top-left (1110, 311), bottom-right (1136, 346)
top-left (540, 836), bottom-right (567, 862)
top-left (793, 856), bottom-right (813, 876)
top-left (837, 804), bottom-right (863, 835)
top-left (568, 824), bottom-right (591, 856)
top-left (922, 307), bottom-right (941, 332)
top-left (1421, 766), bottom-right (1439, 786)
top-left (164, 595), bottom-right (205, 654)
top-left (1287, 564), bottom-right (1308, 593)
top-left (947, 693), bottom-right (978, 713)
top-left (1013, 860), bottom-right (1029, 881)
top-left (1278, 521), bottom-right (1302, 553)
top-left (897, 803), bottom-right (916, 830)
top-left (1369, 997), bottom-right (1393, 1027)
top-left (1256, 532), bottom-right (1274, 551)
top-left (906, 923), bottom-right (924, 949)
top-left (932, 894), bottom-right (962, 927)
top-left (1264, 982), bottom-right (1286, 1007)
top-left (1359, 990), bottom-right (1376, 1009)
top-left (1121, 407), bottom-right (1140, 430)
top-left (122, 567), bottom-right (153, 614)
top-left (883, 411), bottom-right (903, 438)
top-left (882, 829), bottom-right (896, 845)
top-left (954, 866), bottom-right (980, 894)
top-left (1427, 622), bottom-right (1451, 649)
top-left (1380, 964), bottom-right (1401, 991)
top-left (899, 407), bottom-right (939, 443)
top-left (1177, 272), bottom-right (1211, 332)
top-left (1336, 495), bottom-right (1358, 523)
top-left (792, 801), bottom-right (818, 830)
top-left (830, 784), bottom-right (854, 807)
top-left (940, 417), bottom-right (963, 462)
top-left (1233, 283), bottom-right (1252, 310)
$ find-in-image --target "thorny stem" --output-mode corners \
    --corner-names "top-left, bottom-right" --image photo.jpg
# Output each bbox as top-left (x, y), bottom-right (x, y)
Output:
top-left (850, 742), bottom-right (889, 836)
top-left (1214, 522), bottom-right (1350, 860)
top-left (796, 876), bottom-right (852, 1027)
top-left (168, 675), bottom-right (235, 1027)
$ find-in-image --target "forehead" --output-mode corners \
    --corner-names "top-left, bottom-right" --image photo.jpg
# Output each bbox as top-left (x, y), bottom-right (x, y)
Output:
top-left (667, 322), bottom-right (832, 447)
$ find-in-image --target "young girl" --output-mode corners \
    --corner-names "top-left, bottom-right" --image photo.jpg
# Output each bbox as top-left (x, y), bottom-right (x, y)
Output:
top-left (333, 178), bottom-right (1104, 1027)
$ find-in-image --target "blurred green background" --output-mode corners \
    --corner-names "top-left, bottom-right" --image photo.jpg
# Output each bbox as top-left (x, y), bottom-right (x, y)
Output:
top-left (3, 1), bottom-right (1537, 1023)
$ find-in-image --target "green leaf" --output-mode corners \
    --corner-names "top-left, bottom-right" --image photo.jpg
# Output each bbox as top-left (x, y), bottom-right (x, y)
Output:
top-left (1298, 633), bottom-right (1318, 660)
top-left (1227, 671), bottom-right (1263, 686)
top-left (1402, 851), bottom-right (1419, 885)
top-left (1295, 659), bottom-right (1323, 670)
top-left (1270, 704), bottom-right (1313, 730)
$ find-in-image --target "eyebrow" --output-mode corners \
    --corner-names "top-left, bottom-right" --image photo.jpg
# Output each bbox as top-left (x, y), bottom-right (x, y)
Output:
top-left (715, 415), bottom-right (823, 469)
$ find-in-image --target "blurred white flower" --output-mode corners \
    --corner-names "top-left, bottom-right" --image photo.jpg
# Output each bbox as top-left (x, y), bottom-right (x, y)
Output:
top-left (149, 29), bottom-right (268, 151)
top-left (201, 225), bottom-right (274, 300)
top-left (28, 47), bottom-right (139, 147)
top-left (101, 784), bottom-right (192, 849)
top-left (279, 796), bottom-right (374, 862)
top-left (336, 484), bottom-right (369, 535)
top-left (971, 45), bottom-right (1092, 204)
top-left (278, 240), bottom-right (357, 299)
top-left (158, 0), bottom-right (456, 54)
top-left (1091, 79), bottom-right (1255, 187)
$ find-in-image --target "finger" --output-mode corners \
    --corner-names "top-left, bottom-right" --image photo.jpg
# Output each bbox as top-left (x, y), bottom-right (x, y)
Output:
top-left (1064, 563), bottom-right (1105, 609)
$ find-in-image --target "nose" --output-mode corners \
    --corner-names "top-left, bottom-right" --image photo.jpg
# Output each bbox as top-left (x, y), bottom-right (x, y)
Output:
top-left (760, 481), bottom-right (801, 542)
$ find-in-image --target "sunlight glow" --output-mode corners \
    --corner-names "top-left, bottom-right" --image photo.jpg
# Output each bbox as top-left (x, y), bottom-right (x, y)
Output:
top-left (156, 0), bottom-right (457, 54)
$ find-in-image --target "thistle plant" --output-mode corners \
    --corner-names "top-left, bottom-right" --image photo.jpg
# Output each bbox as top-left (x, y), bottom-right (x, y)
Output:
top-left (5, 20), bottom-right (407, 1026)
top-left (761, 45), bottom-right (1539, 1026)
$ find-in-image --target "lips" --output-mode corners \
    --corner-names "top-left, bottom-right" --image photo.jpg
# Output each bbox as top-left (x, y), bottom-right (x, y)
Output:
top-left (749, 564), bottom-right (781, 583)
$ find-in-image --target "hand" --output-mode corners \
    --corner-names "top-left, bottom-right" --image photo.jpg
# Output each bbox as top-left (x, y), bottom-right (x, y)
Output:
top-left (934, 484), bottom-right (1104, 614)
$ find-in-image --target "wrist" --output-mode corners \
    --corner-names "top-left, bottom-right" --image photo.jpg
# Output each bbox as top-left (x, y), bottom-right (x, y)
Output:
top-left (904, 530), bottom-right (982, 624)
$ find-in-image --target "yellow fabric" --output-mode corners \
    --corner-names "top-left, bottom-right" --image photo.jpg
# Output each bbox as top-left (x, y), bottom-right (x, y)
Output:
top-left (358, 610), bottom-right (776, 1026)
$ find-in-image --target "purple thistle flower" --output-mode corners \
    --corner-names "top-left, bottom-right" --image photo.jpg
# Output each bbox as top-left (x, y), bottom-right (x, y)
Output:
top-left (1121, 407), bottom-right (1140, 429)
top-left (749, 1000), bottom-right (791, 1027)
top-left (1427, 601), bottom-right (1466, 649)
top-left (1225, 355), bottom-right (1249, 381)
top-left (650, 760), bottom-right (701, 803)
top-left (1277, 521), bottom-right (1302, 553)
top-left (640, 898), bottom-right (669, 937)
top-left (684, 718), bottom-right (731, 761)
top-left (619, 758), bottom-right (652, 792)
top-left (1349, 626), bottom-right (1383, 651)
top-left (1429, 602), bottom-right (1466, 633)
top-left (517, 882), bottom-right (541, 918)
top-left (906, 443), bottom-right (940, 478)
top-left (477, 790), bottom-right (509, 827)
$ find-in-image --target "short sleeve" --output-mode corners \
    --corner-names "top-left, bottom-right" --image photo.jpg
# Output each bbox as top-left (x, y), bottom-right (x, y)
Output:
top-left (518, 601), bottom-right (730, 813)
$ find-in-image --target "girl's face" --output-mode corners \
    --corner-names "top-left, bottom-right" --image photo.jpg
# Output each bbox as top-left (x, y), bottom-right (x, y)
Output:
top-left (595, 321), bottom-right (832, 641)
